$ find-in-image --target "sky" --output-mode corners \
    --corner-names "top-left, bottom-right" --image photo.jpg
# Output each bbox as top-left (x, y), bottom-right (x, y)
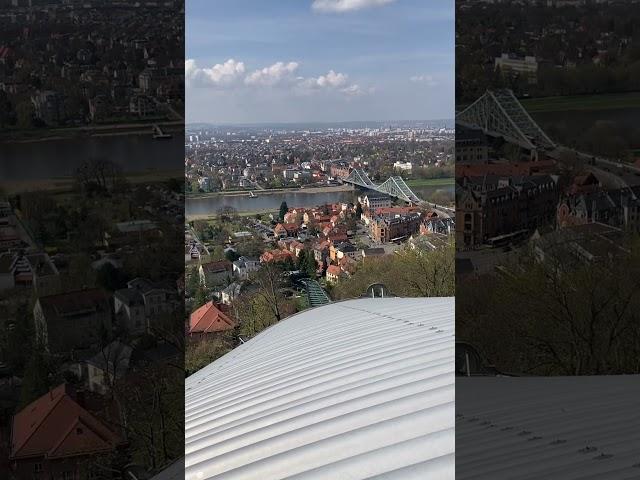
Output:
top-left (186, 0), bottom-right (454, 124)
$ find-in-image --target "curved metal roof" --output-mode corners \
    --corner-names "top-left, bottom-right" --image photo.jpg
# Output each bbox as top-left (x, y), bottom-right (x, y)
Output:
top-left (457, 376), bottom-right (640, 479)
top-left (185, 297), bottom-right (454, 479)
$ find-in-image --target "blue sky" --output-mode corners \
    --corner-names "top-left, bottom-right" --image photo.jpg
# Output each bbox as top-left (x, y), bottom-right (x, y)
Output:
top-left (186, 0), bottom-right (454, 124)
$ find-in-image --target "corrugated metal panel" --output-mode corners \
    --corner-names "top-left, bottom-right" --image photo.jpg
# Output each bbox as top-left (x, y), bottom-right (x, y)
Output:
top-left (185, 297), bottom-right (454, 479)
top-left (457, 376), bottom-right (640, 480)
top-left (149, 459), bottom-right (185, 480)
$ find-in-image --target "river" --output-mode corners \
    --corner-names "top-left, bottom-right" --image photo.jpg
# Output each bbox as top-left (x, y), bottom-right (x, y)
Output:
top-left (186, 184), bottom-right (455, 217)
top-left (1, 135), bottom-right (184, 180)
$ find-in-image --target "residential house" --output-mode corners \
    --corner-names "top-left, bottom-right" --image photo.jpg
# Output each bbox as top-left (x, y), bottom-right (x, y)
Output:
top-left (0, 225), bottom-right (24, 250)
top-left (33, 289), bottom-right (112, 355)
top-left (189, 301), bottom-right (235, 338)
top-left (283, 209), bottom-right (304, 224)
top-left (326, 265), bottom-right (342, 284)
top-left (290, 240), bottom-right (305, 257)
top-left (113, 278), bottom-right (178, 335)
top-left (0, 252), bottom-right (60, 294)
top-left (10, 384), bottom-right (125, 479)
top-left (338, 256), bottom-right (357, 276)
top-left (260, 249), bottom-right (295, 264)
top-left (220, 282), bottom-right (242, 305)
top-left (313, 240), bottom-right (331, 268)
top-left (26, 253), bottom-right (60, 296)
top-left (274, 223), bottom-right (299, 239)
top-left (104, 220), bottom-right (162, 248)
top-left (362, 247), bottom-right (386, 262)
top-left (330, 242), bottom-right (359, 262)
top-left (85, 341), bottom-right (133, 395)
top-left (199, 260), bottom-right (233, 287)
top-left (232, 256), bottom-right (260, 280)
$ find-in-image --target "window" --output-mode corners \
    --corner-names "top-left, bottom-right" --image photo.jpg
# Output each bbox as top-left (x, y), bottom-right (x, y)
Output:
top-left (34, 463), bottom-right (43, 473)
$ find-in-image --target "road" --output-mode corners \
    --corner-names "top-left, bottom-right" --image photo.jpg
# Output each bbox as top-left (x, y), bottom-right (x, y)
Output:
top-left (188, 226), bottom-right (210, 257)
top-left (421, 202), bottom-right (455, 218)
top-left (559, 147), bottom-right (640, 190)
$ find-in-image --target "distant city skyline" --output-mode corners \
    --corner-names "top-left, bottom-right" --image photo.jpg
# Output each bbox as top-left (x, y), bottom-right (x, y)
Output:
top-left (186, 0), bottom-right (454, 124)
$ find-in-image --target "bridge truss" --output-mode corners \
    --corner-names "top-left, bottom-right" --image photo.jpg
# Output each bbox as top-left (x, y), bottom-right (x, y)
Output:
top-left (456, 89), bottom-right (556, 151)
top-left (344, 169), bottom-right (423, 204)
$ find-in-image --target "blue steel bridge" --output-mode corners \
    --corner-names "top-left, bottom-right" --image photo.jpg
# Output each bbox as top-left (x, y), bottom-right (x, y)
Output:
top-left (342, 168), bottom-right (455, 216)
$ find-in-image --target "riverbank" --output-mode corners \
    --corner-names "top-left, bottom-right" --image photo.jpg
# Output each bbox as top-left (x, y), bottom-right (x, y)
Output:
top-left (0, 169), bottom-right (182, 195)
top-left (187, 209), bottom-right (278, 221)
top-left (187, 184), bottom-right (354, 199)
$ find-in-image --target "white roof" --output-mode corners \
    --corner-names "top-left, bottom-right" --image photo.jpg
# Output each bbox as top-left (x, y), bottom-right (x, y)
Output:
top-left (457, 376), bottom-right (640, 479)
top-left (185, 297), bottom-right (454, 479)
top-left (149, 459), bottom-right (185, 480)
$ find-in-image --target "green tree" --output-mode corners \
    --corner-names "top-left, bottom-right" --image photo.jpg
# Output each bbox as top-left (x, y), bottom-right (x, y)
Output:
top-left (225, 249), bottom-right (240, 262)
top-left (3, 304), bottom-right (34, 375)
top-left (194, 286), bottom-right (208, 309)
top-left (279, 201), bottom-right (288, 222)
top-left (96, 262), bottom-right (128, 292)
top-left (19, 350), bottom-right (53, 409)
top-left (297, 249), bottom-right (317, 278)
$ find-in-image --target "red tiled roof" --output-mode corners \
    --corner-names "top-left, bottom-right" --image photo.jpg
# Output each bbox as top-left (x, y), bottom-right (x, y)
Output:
top-left (189, 301), bottom-right (235, 334)
top-left (275, 223), bottom-right (299, 233)
top-left (10, 384), bottom-right (124, 460)
top-left (326, 265), bottom-right (342, 276)
top-left (260, 249), bottom-right (294, 263)
top-left (328, 233), bottom-right (348, 243)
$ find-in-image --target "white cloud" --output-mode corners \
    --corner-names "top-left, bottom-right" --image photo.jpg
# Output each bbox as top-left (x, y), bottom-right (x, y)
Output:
top-left (185, 59), bottom-right (198, 81)
top-left (186, 58), bottom-right (370, 99)
top-left (340, 84), bottom-right (365, 96)
top-left (298, 70), bottom-right (369, 98)
top-left (410, 74), bottom-right (438, 87)
top-left (244, 61), bottom-right (299, 86)
top-left (312, 0), bottom-right (396, 13)
top-left (302, 70), bottom-right (349, 89)
top-left (186, 58), bottom-right (245, 87)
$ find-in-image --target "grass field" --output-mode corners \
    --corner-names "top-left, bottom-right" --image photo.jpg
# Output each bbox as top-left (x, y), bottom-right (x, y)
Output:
top-left (405, 177), bottom-right (455, 187)
top-left (521, 92), bottom-right (640, 113)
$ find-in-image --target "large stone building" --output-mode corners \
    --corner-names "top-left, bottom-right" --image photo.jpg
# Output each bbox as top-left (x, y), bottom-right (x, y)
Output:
top-left (455, 125), bottom-right (488, 164)
top-left (557, 186), bottom-right (640, 232)
top-left (456, 174), bottom-right (559, 250)
top-left (371, 212), bottom-right (423, 243)
top-left (358, 192), bottom-right (393, 210)
top-left (495, 53), bottom-right (538, 83)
